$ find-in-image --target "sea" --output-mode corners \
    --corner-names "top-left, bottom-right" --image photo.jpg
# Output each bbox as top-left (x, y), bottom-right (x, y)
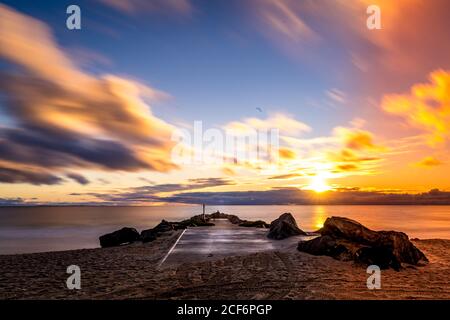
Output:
top-left (0, 205), bottom-right (449, 254)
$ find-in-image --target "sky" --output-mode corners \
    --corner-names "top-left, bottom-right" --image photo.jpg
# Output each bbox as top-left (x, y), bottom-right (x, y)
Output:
top-left (1, 0), bottom-right (450, 205)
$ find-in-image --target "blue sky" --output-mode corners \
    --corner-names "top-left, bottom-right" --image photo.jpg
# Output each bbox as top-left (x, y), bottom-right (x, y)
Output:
top-left (1, 0), bottom-right (450, 204)
top-left (1, 0), bottom-right (352, 136)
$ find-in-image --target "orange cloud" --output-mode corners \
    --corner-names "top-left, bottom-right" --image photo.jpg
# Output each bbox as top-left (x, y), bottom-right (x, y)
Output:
top-left (416, 156), bottom-right (443, 168)
top-left (334, 127), bottom-right (384, 151)
top-left (382, 70), bottom-right (450, 145)
top-left (328, 149), bottom-right (380, 163)
top-left (0, 5), bottom-right (177, 185)
top-left (279, 148), bottom-right (296, 160)
top-left (222, 167), bottom-right (236, 176)
top-left (334, 164), bottom-right (359, 172)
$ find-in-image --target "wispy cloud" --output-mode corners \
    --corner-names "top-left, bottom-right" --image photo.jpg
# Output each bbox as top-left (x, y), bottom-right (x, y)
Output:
top-left (254, 0), bottom-right (317, 44)
top-left (268, 173), bottom-right (302, 180)
top-left (224, 113), bottom-right (311, 136)
top-left (97, 0), bottom-right (193, 16)
top-left (326, 88), bottom-right (346, 104)
top-left (66, 173), bottom-right (90, 185)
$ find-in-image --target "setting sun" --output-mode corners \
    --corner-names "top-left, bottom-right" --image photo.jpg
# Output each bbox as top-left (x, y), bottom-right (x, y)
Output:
top-left (307, 174), bottom-right (332, 193)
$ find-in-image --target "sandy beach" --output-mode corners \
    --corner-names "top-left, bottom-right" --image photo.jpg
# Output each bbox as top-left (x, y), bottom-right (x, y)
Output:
top-left (1, 219), bottom-right (449, 300)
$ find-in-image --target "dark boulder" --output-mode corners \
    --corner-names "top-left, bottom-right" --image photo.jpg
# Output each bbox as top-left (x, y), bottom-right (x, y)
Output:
top-left (356, 245), bottom-right (400, 270)
top-left (99, 227), bottom-right (141, 248)
top-left (153, 220), bottom-right (174, 234)
top-left (209, 211), bottom-right (227, 219)
top-left (319, 216), bottom-right (379, 244)
top-left (140, 229), bottom-right (157, 243)
top-left (297, 235), bottom-right (361, 261)
top-left (181, 215), bottom-right (215, 227)
top-left (208, 211), bottom-right (243, 224)
top-left (298, 216), bottom-right (428, 270)
top-left (239, 220), bottom-right (270, 228)
top-left (141, 219), bottom-right (184, 243)
top-left (267, 213), bottom-right (307, 240)
top-left (171, 222), bottom-right (187, 230)
top-left (227, 215), bottom-right (243, 225)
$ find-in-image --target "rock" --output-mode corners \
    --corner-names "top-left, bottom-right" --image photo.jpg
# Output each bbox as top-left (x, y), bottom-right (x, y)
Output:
top-left (267, 213), bottom-right (307, 239)
top-left (297, 235), bottom-right (361, 261)
top-left (319, 216), bottom-right (379, 244)
top-left (239, 220), bottom-right (270, 228)
top-left (209, 211), bottom-right (227, 219)
top-left (153, 220), bottom-right (174, 234)
top-left (208, 211), bottom-right (243, 224)
top-left (181, 215), bottom-right (215, 227)
top-left (227, 215), bottom-right (243, 224)
top-left (141, 219), bottom-right (187, 243)
top-left (140, 229), bottom-right (157, 243)
top-left (171, 222), bottom-right (187, 230)
top-left (99, 227), bottom-right (141, 248)
top-left (356, 245), bottom-right (399, 270)
top-left (298, 216), bottom-right (428, 270)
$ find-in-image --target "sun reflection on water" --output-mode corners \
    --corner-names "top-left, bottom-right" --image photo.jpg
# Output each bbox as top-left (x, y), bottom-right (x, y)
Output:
top-left (313, 206), bottom-right (327, 230)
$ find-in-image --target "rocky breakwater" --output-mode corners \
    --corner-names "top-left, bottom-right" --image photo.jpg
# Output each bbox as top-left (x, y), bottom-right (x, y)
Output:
top-left (99, 211), bottom-right (270, 247)
top-left (99, 227), bottom-right (141, 248)
top-left (297, 216), bottom-right (428, 270)
top-left (208, 211), bottom-right (270, 228)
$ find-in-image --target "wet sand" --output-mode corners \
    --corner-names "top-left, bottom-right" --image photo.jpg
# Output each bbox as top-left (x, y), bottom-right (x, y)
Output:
top-left (0, 223), bottom-right (449, 300)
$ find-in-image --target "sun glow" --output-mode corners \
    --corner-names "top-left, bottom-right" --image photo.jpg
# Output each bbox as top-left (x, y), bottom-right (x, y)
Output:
top-left (306, 166), bottom-right (332, 193)
top-left (308, 175), bottom-right (331, 193)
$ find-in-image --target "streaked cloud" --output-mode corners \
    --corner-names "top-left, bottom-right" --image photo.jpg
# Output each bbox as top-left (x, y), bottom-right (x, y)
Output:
top-left (416, 156), bottom-right (443, 168)
top-left (0, 5), bottom-right (177, 185)
top-left (0, 167), bottom-right (63, 185)
top-left (326, 89), bottom-right (346, 104)
top-left (268, 173), bottom-right (302, 180)
top-left (225, 113), bottom-right (311, 136)
top-left (254, 0), bottom-right (317, 44)
top-left (74, 177), bottom-right (235, 203)
top-left (66, 173), bottom-right (90, 185)
top-left (382, 70), bottom-right (450, 145)
top-left (97, 0), bottom-right (192, 16)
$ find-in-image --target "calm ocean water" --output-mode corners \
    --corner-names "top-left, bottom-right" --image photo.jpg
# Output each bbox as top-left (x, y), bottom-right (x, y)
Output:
top-left (0, 205), bottom-right (449, 254)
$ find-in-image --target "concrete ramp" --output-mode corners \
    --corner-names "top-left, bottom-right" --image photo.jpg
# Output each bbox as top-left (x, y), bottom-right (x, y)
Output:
top-left (160, 219), bottom-right (311, 268)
